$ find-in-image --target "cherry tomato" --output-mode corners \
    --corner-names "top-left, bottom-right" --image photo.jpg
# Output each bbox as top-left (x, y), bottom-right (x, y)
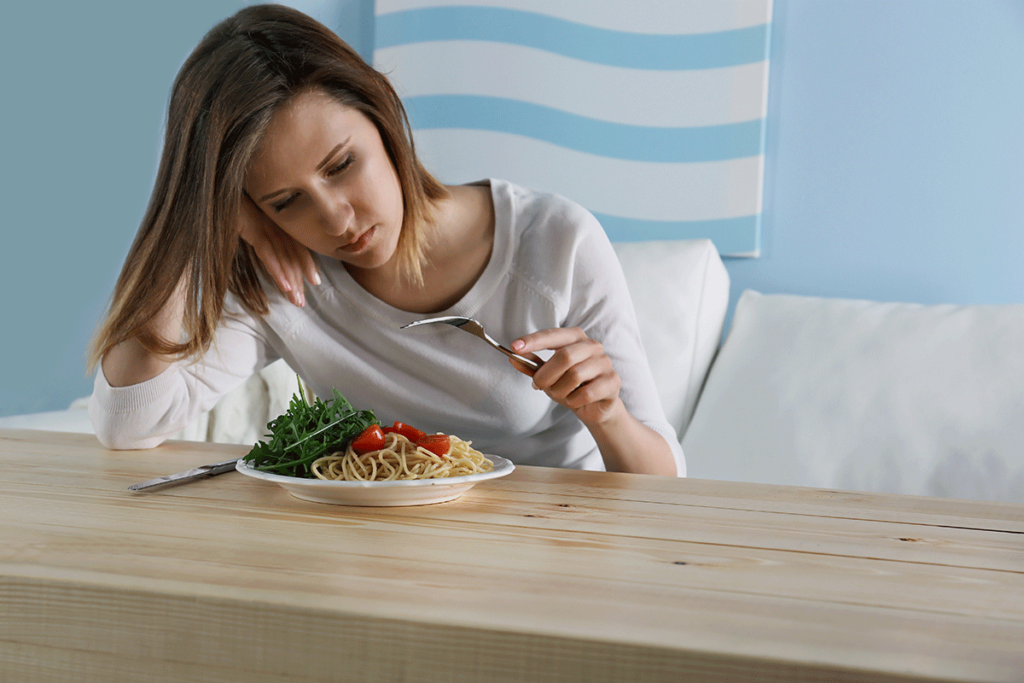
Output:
top-left (384, 421), bottom-right (427, 442)
top-left (416, 434), bottom-right (451, 457)
top-left (350, 424), bottom-right (386, 454)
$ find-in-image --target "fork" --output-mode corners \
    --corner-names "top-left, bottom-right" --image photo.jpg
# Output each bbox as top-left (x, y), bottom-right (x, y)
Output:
top-left (400, 316), bottom-right (542, 371)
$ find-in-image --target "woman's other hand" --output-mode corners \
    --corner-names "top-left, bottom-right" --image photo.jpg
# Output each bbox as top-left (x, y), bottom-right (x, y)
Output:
top-left (509, 327), bottom-right (621, 425)
top-left (509, 327), bottom-right (677, 476)
top-left (238, 194), bottom-right (319, 306)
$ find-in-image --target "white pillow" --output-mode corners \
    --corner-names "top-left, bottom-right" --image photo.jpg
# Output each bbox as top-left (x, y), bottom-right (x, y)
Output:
top-left (682, 290), bottom-right (1024, 503)
top-left (182, 358), bottom-right (302, 445)
top-left (613, 239), bottom-right (729, 437)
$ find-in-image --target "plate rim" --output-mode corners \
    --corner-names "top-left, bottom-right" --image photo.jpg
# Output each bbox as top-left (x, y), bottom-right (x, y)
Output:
top-left (235, 453), bottom-right (514, 489)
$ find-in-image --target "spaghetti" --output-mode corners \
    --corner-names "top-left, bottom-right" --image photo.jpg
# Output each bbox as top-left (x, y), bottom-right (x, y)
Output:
top-left (311, 432), bottom-right (492, 482)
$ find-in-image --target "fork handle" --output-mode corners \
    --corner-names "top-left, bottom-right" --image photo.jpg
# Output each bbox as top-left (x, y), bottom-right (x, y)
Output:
top-left (494, 345), bottom-right (542, 372)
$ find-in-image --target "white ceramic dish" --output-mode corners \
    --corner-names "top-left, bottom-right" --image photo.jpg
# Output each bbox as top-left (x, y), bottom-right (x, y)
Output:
top-left (235, 455), bottom-right (514, 506)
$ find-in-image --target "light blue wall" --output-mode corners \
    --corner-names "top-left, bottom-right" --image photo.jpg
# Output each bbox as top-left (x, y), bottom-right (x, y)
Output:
top-left (732, 0), bottom-right (1024, 317)
top-left (0, 0), bottom-right (372, 418)
top-left (1, 0), bottom-right (1021, 418)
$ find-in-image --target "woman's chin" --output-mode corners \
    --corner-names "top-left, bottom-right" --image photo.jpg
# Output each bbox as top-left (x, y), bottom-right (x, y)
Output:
top-left (339, 248), bottom-right (396, 276)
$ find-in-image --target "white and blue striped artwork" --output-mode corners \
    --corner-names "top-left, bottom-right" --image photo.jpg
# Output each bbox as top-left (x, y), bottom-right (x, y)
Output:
top-left (374, 1), bottom-right (772, 256)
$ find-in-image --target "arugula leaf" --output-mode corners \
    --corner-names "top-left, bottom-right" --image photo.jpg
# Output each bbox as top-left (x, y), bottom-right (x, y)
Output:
top-left (244, 384), bottom-right (378, 479)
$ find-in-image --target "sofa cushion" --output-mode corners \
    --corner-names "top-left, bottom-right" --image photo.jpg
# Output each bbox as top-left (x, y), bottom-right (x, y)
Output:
top-left (0, 408), bottom-right (94, 434)
top-left (681, 290), bottom-right (1024, 503)
top-left (613, 239), bottom-right (730, 438)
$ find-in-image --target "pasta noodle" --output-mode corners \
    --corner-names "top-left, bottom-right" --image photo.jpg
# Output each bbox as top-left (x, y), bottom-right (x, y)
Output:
top-left (311, 432), bottom-right (492, 482)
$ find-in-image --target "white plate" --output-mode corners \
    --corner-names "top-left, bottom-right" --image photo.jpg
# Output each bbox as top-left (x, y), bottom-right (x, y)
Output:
top-left (235, 455), bottom-right (514, 506)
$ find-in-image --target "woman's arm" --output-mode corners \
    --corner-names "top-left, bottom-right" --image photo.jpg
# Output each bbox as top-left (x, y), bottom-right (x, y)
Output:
top-left (101, 278), bottom-right (185, 388)
top-left (92, 294), bottom-right (279, 449)
top-left (509, 328), bottom-right (678, 476)
top-left (94, 200), bottom-right (307, 444)
top-left (102, 195), bottom-right (313, 386)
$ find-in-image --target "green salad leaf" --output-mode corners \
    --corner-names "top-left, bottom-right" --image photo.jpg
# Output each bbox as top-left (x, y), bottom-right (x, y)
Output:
top-left (244, 383), bottom-right (378, 479)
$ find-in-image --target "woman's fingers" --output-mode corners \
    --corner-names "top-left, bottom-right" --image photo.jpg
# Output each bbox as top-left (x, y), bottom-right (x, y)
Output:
top-left (256, 240), bottom-right (293, 294)
top-left (254, 230), bottom-right (302, 304)
top-left (510, 327), bottom-right (622, 423)
top-left (546, 354), bottom-right (614, 401)
top-left (513, 328), bottom-right (600, 386)
top-left (275, 231), bottom-right (313, 304)
top-left (298, 245), bottom-right (321, 288)
top-left (512, 326), bottom-right (586, 354)
top-left (238, 195), bottom-right (318, 306)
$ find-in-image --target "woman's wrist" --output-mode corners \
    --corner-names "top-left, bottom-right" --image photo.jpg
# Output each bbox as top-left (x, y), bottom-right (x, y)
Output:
top-left (585, 400), bottom-right (678, 476)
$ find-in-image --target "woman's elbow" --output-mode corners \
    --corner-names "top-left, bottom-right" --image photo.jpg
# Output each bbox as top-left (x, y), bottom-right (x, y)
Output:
top-left (92, 422), bottom-right (167, 450)
top-left (89, 402), bottom-right (167, 450)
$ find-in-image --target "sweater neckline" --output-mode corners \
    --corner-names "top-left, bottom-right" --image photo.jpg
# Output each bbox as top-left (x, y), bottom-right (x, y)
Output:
top-left (320, 178), bottom-right (514, 326)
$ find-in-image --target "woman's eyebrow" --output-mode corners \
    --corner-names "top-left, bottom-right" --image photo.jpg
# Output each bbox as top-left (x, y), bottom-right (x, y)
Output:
top-left (260, 188), bottom-right (288, 201)
top-left (315, 139), bottom-right (350, 172)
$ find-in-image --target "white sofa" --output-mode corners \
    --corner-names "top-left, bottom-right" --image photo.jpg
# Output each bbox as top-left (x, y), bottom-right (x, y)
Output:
top-left (683, 290), bottom-right (1024, 503)
top-left (4, 239), bottom-right (1022, 504)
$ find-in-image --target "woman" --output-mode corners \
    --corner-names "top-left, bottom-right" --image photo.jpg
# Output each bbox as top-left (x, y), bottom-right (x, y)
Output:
top-left (88, 4), bottom-right (683, 476)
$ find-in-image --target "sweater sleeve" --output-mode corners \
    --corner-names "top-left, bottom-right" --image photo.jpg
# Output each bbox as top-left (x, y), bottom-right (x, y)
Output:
top-left (561, 208), bottom-right (688, 476)
top-left (89, 298), bottom-right (280, 450)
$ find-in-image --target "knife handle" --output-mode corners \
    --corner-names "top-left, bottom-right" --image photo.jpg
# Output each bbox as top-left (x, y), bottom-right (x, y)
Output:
top-left (206, 458), bottom-right (241, 475)
top-left (128, 458), bottom-right (240, 491)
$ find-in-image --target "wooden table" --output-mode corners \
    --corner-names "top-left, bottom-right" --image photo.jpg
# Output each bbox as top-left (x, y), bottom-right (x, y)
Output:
top-left (2, 428), bottom-right (1023, 682)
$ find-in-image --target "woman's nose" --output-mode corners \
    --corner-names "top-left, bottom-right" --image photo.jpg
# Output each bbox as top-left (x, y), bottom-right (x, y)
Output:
top-left (318, 193), bottom-right (354, 236)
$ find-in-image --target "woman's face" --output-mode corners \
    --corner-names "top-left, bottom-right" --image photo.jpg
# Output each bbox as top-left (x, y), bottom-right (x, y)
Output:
top-left (245, 89), bottom-right (405, 273)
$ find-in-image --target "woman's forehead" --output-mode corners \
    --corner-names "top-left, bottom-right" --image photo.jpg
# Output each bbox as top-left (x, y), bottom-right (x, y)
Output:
top-left (264, 90), bottom-right (367, 148)
top-left (247, 90), bottom-right (374, 186)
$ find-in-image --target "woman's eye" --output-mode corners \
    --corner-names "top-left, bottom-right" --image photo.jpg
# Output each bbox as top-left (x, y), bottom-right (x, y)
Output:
top-left (272, 195), bottom-right (297, 212)
top-left (268, 155), bottom-right (353, 212)
top-left (327, 155), bottom-right (354, 177)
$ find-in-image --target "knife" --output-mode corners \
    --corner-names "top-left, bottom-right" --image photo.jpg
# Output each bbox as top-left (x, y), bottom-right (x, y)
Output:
top-left (128, 458), bottom-right (240, 491)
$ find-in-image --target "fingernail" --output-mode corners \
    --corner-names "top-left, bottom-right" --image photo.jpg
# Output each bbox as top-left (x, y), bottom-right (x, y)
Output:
top-left (511, 340), bottom-right (524, 351)
top-left (312, 271), bottom-right (321, 286)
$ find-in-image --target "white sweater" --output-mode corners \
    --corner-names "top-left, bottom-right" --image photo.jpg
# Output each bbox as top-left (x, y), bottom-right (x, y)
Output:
top-left (91, 179), bottom-right (685, 474)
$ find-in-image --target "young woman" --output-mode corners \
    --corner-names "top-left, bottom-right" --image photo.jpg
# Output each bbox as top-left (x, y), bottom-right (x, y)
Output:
top-left (88, 4), bottom-right (683, 476)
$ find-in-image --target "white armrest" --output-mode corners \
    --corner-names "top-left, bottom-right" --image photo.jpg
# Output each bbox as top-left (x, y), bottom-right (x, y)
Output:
top-left (0, 408), bottom-right (95, 434)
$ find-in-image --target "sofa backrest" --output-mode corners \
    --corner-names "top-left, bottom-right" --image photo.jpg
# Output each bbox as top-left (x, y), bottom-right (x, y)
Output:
top-left (613, 239), bottom-right (730, 438)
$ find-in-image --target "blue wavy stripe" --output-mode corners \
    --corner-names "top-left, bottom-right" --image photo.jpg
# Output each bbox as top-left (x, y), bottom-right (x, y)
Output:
top-left (376, 7), bottom-right (769, 70)
top-left (405, 95), bottom-right (764, 163)
top-left (596, 213), bottom-right (760, 255)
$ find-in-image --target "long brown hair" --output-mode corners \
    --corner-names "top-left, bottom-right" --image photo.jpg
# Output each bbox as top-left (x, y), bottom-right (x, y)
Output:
top-left (88, 3), bottom-right (447, 371)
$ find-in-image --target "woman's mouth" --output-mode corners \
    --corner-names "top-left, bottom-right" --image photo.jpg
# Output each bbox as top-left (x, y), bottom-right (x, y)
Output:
top-left (339, 226), bottom-right (375, 253)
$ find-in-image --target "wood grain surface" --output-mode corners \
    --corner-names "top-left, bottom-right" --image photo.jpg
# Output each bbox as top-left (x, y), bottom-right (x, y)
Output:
top-left (2, 428), bottom-right (1022, 683)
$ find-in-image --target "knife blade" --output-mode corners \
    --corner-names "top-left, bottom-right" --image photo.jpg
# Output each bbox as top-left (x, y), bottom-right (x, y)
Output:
top-left (128, 458), bottom-right (240, 491)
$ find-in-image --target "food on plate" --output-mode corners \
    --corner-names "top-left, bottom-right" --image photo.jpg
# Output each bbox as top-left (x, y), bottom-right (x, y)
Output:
top-left (245, 385), bottom-right (378, 478)
top-left (244, 383), bottom-right (490, 481)
top-left (311, 423), bottom-right (492, 482)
